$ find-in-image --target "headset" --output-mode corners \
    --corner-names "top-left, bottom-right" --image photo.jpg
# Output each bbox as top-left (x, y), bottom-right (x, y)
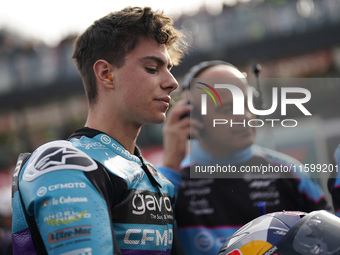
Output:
top-left (180, 60), bottom-right (234, 122)
top-left (181, 60), bottom-right (238, 91)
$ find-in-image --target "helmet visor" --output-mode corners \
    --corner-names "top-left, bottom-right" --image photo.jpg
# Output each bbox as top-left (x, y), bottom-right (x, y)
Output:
top-left (274, 210), bottom-right (340, 255)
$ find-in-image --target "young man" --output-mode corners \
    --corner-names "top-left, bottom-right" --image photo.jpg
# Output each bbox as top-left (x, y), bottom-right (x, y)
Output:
top-left (12, 7), bottom-right (186, 255)
top-left (159, 60), bottom-right (331, 255)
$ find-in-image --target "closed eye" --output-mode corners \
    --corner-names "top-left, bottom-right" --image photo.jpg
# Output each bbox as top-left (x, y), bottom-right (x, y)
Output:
top-left (145, 67), bottom-right (158, 74)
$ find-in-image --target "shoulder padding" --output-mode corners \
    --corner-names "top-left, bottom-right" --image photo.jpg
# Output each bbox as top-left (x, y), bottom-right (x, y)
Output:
top-left (23, 140), bottom-right (97, 182)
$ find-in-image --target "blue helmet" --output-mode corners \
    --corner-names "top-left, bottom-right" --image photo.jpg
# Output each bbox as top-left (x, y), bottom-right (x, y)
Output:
top-left (217, 210), bottom-right (340, 255)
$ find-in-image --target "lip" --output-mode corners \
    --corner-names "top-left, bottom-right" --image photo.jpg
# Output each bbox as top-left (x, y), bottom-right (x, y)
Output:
top-left (155, 96), bottom-right (171, 104)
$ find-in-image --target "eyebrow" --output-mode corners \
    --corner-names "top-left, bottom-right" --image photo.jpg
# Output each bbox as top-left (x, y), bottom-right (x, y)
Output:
top-left (140, 56), bottom-right (173, 70)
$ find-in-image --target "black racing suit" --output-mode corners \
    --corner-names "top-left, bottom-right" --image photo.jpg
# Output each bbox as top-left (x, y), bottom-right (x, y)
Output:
top-left (159, 141), bottom-right (330, 255)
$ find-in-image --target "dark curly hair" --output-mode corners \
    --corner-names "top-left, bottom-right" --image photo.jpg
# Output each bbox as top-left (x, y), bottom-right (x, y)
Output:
top-left (72, 6), bottom-right (187, 105)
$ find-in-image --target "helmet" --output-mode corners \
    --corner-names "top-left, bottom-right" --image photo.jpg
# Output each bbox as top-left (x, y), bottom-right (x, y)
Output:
top-left (217, 210), bottom-right (340, 255)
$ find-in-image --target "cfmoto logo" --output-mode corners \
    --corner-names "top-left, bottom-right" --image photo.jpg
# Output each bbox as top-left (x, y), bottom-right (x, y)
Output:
top-left (37, 186), bottom-right (47, 197)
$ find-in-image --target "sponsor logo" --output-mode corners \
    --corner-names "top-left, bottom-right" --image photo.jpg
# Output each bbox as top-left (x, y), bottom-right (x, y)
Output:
top-left (273, 230), bottom-right (287, 236)
top-left (188, 196), bottom-right (214, 215)
top-left (37, 182), bottom-right (86, 197)
top-left (37, 186), bottom-right (48, 197)
top-left (100, 135), bottom-right (111, 144)
top-left (194, 231), bottom-right (214, 252)
top-left (35, 147), bottom-right (87, 171)
top-left (45, 210), bottom-right (90, 226)
top-left (58, 196), bottom-right (88, 204)
top-left (43, 200), bottom-right (50, 207)
top-left (249, 191), bottom-right (279, 200)
top-left (97, 134), bottom-right (140, 162)
top-left (132, 194), bottom-right (172, 215)
top-left (249, 180), bottom-right (274, 189)
top-left (23, 141), bottom-right (97, 181)
top-left (48, 225), bottom-right (91, 244)
top-left (79, 142), bottom-right (107, 150)
top-left (268, 211), bottom-right (306, 216)
top-left (263, 246), bottom-right (278, 255)
top-left (124, 228), bottom-right (173, 246)
top-left (43, 196), bottom-right (88, 207)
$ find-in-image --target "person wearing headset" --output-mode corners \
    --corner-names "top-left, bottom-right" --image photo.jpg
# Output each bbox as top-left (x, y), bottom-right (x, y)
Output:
top-left (158, 60), bottom-right (331, 255)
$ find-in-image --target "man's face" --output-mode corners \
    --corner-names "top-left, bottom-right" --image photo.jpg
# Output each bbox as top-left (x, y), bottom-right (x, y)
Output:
top-left (112, 36), bottom-right (178, 126)
top-left (192, 65), bottom-right (256, 156)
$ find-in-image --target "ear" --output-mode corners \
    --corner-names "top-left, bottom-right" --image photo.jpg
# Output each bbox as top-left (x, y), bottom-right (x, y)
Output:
top-left (93, 59), bottom-right (114, 88)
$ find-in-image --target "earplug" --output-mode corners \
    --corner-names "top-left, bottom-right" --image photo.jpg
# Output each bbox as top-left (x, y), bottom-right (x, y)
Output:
top-left (108, 74), bottom-right (113, 81)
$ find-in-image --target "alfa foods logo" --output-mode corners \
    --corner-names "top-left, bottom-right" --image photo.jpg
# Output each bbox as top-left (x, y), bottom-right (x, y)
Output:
top-left (196, 82), bottom-right (311, 128)
top-left (48, 225), bottom-right (91, 244)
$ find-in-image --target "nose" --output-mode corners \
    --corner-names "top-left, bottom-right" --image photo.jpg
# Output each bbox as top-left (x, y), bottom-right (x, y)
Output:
top-left (162, 71), bottom-right (179, 92)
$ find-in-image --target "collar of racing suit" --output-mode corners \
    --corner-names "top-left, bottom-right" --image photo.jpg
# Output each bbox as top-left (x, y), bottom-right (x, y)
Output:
top-left (189, 140), bottom-right (256, 166)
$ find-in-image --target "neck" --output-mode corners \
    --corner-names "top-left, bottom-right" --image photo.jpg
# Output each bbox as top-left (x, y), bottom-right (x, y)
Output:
top-left (85, 109), bottom-right (141, 154)
top-left (198, 138), bottom-right (234, 158)
top-left (192, 140), bottom-right (254, 165)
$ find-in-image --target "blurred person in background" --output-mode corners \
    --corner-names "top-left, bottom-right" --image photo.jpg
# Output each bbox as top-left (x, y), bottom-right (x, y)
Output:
top-left (328, 146), bottom-right (340, 217)
top-left (11, 6), bottom-right (186, 255)
top-left (0, 185), bottom-right (12, 255)
top-left (159, 60), bottom-right (331, 255)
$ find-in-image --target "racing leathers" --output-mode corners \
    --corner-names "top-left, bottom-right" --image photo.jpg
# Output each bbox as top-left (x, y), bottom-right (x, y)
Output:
top-left (159, 140), bottom-right (330, 255)
top-left (12, 127), bottom-right (181, 255)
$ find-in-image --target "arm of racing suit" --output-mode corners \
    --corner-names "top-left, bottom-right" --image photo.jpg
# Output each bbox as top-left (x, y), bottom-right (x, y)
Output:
top-left (12, 140), bottom-right (121, 255)
top-left (295, 175), bottom-right (332, 212)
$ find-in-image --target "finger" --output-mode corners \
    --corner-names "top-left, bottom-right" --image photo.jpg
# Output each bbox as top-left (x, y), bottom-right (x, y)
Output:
top-left (167, 100), bottom-right (191, 122)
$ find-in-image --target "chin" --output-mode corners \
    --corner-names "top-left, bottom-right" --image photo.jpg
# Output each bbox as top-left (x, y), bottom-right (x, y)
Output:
top-left (238, 138), bottom-right (255, 150)
top-left (145, 115), bottom-right (166, 125)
